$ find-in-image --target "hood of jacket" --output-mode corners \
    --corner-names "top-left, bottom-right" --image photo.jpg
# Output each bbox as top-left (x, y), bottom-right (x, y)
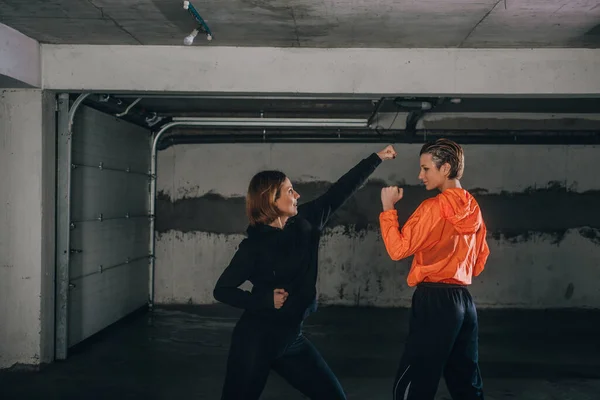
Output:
top-left (437, 188), bottom-right (483, 235)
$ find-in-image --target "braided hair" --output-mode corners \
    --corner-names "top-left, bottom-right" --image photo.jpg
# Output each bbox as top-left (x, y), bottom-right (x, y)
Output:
top-left (420, 139), bottom-right (464, 180)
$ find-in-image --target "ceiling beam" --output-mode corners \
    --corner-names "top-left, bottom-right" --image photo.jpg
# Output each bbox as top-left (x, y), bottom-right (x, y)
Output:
top-left (42, 46), bottom-right (600, 96)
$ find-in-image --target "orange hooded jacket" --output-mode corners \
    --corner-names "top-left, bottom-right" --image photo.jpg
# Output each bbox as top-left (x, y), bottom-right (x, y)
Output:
top-left (379, 188), bottom-right (490, 286)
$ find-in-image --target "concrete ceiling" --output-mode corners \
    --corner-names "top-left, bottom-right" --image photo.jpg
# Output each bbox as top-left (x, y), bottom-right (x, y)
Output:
top-left (1, 0), bottom-right (599, 48)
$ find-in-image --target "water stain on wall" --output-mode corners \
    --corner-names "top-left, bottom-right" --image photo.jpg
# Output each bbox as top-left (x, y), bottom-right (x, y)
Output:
top-left (156, 191), bottom-right (246, 234)
top-left (565, 283), bottom-right (575, 300)
top-left (156, 181), bottom-right (600, 245)
top-left (579, 227), bottom-right (600, 245)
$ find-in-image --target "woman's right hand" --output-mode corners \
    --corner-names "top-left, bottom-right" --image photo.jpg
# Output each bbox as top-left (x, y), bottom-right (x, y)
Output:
top-left (377, 145), bottom-right (397, 160)
top-left (274, 288), bottom-right (289, 309)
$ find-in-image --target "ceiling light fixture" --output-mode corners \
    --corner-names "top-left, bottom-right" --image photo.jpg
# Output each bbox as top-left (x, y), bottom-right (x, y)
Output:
top-left (183, 1), bottom-right (213, 45)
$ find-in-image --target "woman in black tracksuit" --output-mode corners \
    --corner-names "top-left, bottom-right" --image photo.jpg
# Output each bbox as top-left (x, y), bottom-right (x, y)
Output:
top-left (213, 145), bottom-right (397, 400)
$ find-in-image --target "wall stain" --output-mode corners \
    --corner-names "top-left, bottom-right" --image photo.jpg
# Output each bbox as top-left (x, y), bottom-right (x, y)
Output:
top-left (177, 184), bottom-right (201, 199)
top-left (156, 181), bottom-right (600, 245)
top-left (337, 284), bottom-right (346, 300)
top-left (377, 275), bottom-right (384, 294)
top-left (565, 283), bottom-right (575, 300)
top-left (480, 183), bottom-right (600, 245)
top-left (156, 191), bottom-right (246, 234)
top-left (354, 288), bottom-right (361, 306)
top-left (579, 228), bottom-right (600, 245)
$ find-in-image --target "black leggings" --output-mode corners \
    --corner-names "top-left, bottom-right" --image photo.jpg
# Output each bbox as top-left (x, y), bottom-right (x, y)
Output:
top-left (221, 316), bottom-right (346, 400)
top-left (393, 283), bottom-right (484, 400)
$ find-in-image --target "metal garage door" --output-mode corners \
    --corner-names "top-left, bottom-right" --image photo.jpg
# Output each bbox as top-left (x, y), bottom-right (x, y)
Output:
top-left (57, 101), bottom-right (152, 351)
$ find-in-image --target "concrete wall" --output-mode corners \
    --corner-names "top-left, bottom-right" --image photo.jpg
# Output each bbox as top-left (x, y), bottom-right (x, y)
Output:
top-left (0, 89), bottom-right (55, 369)
top-left (155, 143), bottom-right (600, 309)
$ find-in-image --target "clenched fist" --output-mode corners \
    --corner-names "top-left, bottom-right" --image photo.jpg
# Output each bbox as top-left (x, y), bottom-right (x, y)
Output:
top-left (381, 186), bottom-right (404, 211)
top-left (273, 288), bottom-right (289, 309)
top-left (376, 145), bottom-right (397, 161)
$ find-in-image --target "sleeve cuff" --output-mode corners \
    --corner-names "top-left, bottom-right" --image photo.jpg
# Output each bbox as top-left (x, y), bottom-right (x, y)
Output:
top-left (380, 209), bottom-right (398, 217)
top-left (369, 152), bottom-right (383, 166)
top-left (379, 209), bottom-right (399, 225)
top-left (257, 290), bottom-right (274, 310)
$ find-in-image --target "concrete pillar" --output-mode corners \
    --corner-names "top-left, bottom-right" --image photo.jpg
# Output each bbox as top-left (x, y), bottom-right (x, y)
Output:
top-left (0, 89), bottom-right (56, 369)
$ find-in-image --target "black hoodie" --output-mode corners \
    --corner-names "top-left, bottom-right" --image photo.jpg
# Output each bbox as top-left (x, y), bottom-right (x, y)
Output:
top-left (213, 153), bottom-right (382, 326)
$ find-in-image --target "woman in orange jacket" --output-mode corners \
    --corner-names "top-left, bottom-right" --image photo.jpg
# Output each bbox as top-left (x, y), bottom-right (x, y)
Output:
top-left (379, 139), bottom-right (489, 400)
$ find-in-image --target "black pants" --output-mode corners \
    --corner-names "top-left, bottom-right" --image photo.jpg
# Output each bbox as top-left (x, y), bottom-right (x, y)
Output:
top-left (221, 315), bottom-right (346, 400)
top-left (393, 283), bottom-right (484, 400)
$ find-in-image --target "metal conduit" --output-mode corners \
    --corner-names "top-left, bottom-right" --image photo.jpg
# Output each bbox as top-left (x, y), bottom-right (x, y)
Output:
top-left (56, 92), bottom-right (91, 360)
top-left (157, 130), bottom-right (600, 149)
top-left (170, 117), bottom-right (369, 127)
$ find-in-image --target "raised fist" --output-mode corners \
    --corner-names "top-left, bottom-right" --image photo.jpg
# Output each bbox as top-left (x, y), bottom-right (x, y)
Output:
top-left (381, 186), bottom-right (403, 210)
top-left (377, 145), bottom-right (397, 161)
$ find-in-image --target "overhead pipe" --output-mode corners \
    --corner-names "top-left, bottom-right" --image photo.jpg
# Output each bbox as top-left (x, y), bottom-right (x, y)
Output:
top-left (157, 132), bottom-right (394, 149)
top-left (395, 100), bottom-right (432, 110)
top-left (68, 93), bottom-right (91, 133)
top-left (170, 117), bottom-right (369, 128)
top-left (157, 130), bottom-right (600, 149)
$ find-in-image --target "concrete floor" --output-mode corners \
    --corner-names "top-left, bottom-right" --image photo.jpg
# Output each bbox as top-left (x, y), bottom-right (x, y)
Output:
top-left (1, 305), bottom-right (600, 400)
